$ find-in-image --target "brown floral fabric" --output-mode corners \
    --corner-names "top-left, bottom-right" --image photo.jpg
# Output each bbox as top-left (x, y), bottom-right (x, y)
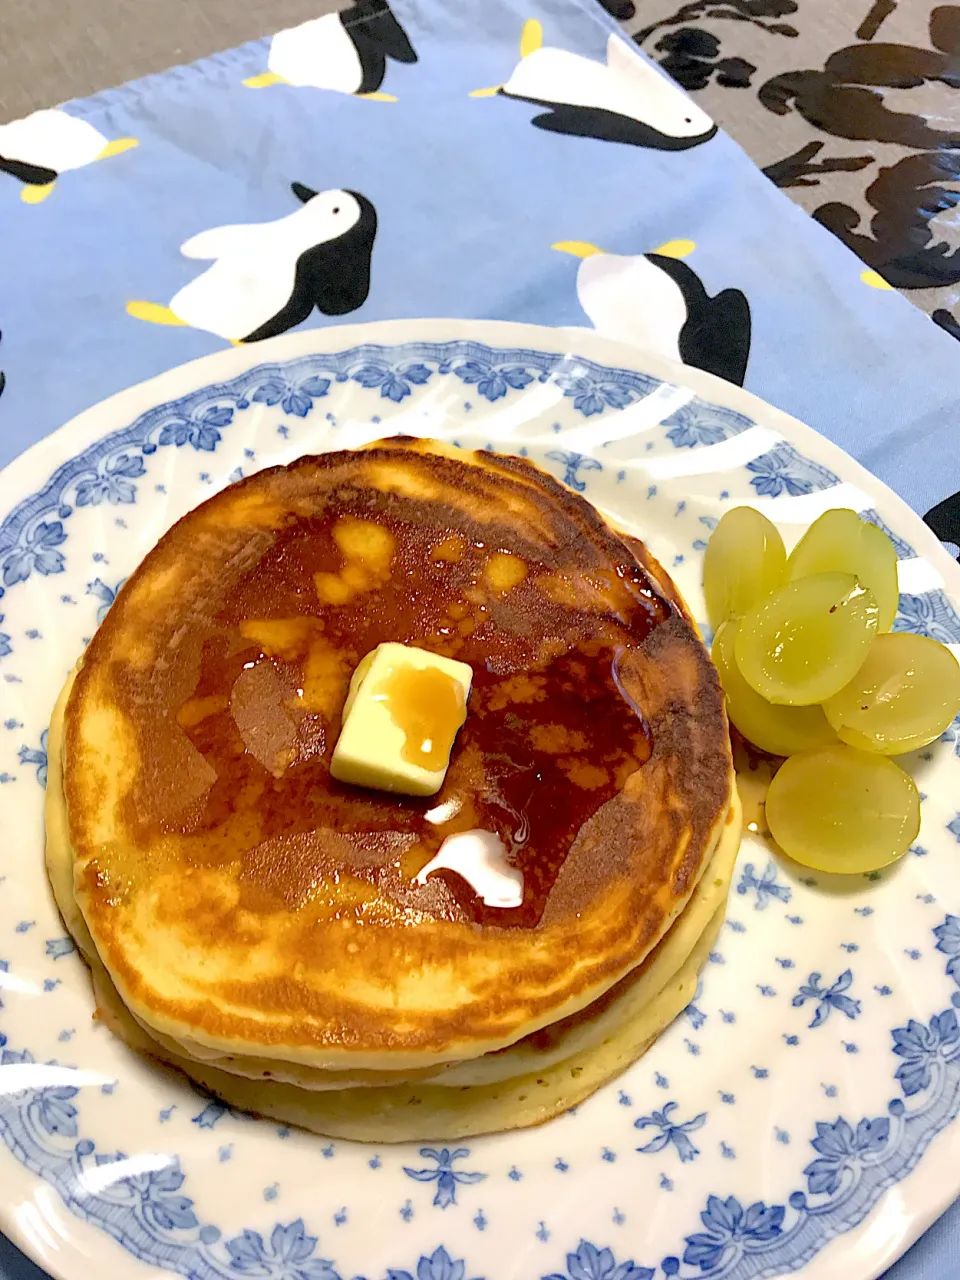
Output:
top-left (604, 0), bottom-right (960, 341)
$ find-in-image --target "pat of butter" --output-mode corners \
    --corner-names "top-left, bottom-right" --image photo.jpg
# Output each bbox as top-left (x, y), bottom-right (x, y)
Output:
top-left (415, 830), bottom-right (523, 908)
top-left (331, 643), bottom-right (473, 797)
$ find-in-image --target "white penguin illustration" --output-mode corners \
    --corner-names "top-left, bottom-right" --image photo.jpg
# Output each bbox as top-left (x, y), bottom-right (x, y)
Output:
top-left (472, 21), bottom-right (716, 151)
top-left (244, 0), bottom-right (417, 101)
top-left (127, 185), bottom-right (377, 345)
top-left (0, 109), bottom-right (138, 203)
top-left (554, 240), bottom-right (751, 386)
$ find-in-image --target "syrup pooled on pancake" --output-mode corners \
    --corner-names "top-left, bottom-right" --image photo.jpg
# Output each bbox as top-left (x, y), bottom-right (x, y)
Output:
top-left (58, 440), bottom-right (734, 1075)
top-left (171, 505), bottom-right (667, 930)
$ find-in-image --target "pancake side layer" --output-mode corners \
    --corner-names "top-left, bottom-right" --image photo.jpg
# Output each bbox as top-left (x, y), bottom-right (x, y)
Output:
top-left (48, 691), bottom-right (727, 1141)
top-left (60, 441), bottom-right (735, 1069)
top-left (48, 674), bottom-right (738, 1136)
top-left (120, 916), bottom-right (723, 1142)
top-left (48, 671), bottom-right (738, 1106)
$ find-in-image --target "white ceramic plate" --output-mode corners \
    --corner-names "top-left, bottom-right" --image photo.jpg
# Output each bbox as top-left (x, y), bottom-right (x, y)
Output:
top-left (1, 319), bottom-right (959, 1280)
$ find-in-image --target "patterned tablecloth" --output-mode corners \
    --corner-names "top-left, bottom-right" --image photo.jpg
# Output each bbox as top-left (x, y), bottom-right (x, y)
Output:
top-left (0, 0), bottom-right (959, 1275)
top-left (621, 0), bottom-right (960, 336)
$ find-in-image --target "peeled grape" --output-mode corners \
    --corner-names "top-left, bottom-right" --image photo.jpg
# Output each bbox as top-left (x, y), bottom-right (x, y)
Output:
top-left (766, 744), bottom-right (920, 873)
top-left (787, 509), bottom-right (899, 632)
top-left (712, 622), bottom-right (836, 757)
top-left (823, 632), bottom-right (960, 755)
top-left (703, 506), bottom-right (786, 630)
top-left (735, 572), bottom-right (879, 706)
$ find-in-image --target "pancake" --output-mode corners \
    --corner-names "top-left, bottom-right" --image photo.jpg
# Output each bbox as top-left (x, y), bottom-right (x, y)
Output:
top-left (48, 677), bottom-right (738, 1137)
top-left (102, 908), bottom-right (724, 1141)
top-left (52, 439), bottom-right (735, 1112)
top-left (47, 674), bottom-right (739, 1106)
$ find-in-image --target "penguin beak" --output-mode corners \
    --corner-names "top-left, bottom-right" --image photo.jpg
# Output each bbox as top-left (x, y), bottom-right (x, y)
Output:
top-left (552, 241), bottom-right (604, 259)
top-left (97, 137), bottom-right (139, 160)
top-left (291, 182), bottom-right (318, 204)
top-left (651, 239), bottom-right (695, 260)
top-left (469, 86), bottom-right (502, 97)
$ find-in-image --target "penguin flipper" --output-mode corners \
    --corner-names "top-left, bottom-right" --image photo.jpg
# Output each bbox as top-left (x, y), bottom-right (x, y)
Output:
top-left (527, 103), bottom-right (714, 151)
top-left (304, 241), bottom-right (373, 316)
top-left (0, 154), bottom-right (58, 186)
top-left (240, 289), bottom-right (315, 344)
top-left (678, 288), bottom-right (751, 388)
top-left (527, 104), bottom-right (635, 143)
top-left (346, 0), bottom-right (417, 64)
top-left (181, 224), bottom-right (256, 260)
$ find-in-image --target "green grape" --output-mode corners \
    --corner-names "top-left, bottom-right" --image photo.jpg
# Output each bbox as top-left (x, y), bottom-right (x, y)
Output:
top-left (703, 506), bottom-right (786, 630)
top-left (787, 509), bottom-right (899, 632)
top-left (766, 744), bottom-right (920, 873)
top-left (823, 632), bottom-right (960, 755)
top-left (712, 622), bottom-right (836, 756)
top-left (735, 572), bottom-right (879, 705)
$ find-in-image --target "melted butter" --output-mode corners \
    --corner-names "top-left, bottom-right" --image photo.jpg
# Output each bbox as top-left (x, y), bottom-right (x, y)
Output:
top-left (731, 732), bottom-right (777, 837)
top-left (299, 641), bottom-right (351, 718)
top-left (736, 764), bottom-right (775, 837)
top-left (239, 618), bottom-right (319, 660)
top-left (332, 517), bottom-right (395, 569)
top-left (431, 534), bottom-right (465, 564)
top-left (177, 693), bottom-right (228, 728)
top-left (315, 518), bottom-right (396, 606)
top-left (484, 551), bottom-right (527, 594)
top-left (373, 664), bottom-right (467, 770)
top-left (415, 830), bottom-right (523, 908)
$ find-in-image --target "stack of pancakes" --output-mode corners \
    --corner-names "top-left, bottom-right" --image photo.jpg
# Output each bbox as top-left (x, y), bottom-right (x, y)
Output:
top-left (46, 440), bottom-right (738, 1141)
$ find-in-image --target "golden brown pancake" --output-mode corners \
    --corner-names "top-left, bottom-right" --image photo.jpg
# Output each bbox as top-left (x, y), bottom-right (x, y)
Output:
top-left (56, 439), bottom-right (734, 1081)
top-left (48, 669), bottom-right (738, 1137)
top-left (47, 673), bottom-right (738, 1114)
top-left (98, 910), bottom-right (725, 1141)
top-left (48, 690), bottom-right (738, 1140)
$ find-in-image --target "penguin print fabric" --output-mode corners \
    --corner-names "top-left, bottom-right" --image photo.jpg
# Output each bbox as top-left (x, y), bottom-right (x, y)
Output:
top-left (127, 186), bottom-right (377, 343)
top-left (925, 490), bottom-right (960, 561)
top-left (0, 109), bottom-right (137, 202)
top-left (0, 0), bottom-right (957, 551)
top-left (474, 20), bottom-right (716, 149)
top-left (245, 0), bottom-right (417, 99)
top-left (553, 239), bottom-right (751, 385)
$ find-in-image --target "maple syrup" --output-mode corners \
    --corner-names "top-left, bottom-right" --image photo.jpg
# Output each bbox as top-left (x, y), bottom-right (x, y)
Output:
top-left (375, 663), bottom-right (467, 770)
top-left (153, 499), bottom-right (671, 929)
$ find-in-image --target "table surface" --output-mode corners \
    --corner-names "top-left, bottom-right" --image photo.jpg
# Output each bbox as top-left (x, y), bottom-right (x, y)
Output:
top-left (0, 0), bottom-right (341, 123)
top-left (1, 1), bottom-right (958, 1277)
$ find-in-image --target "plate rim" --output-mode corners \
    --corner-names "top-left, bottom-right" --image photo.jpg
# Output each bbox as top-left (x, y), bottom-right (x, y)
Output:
top-left (0, 317), bottom-right (958, 1280)
top-left (1, 318), bottom-right (957, 593)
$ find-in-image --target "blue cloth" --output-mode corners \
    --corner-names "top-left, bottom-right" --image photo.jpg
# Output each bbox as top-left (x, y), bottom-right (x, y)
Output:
top-left (0, 0), bottom-right (958, 523)
top-left (0, 0), bottom-right (959, 1274)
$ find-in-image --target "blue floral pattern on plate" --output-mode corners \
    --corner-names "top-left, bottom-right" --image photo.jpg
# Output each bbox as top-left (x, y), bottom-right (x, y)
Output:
top-left (0, 330), bottom-right (959, 1280)
top-left (792, 972), bottom-right (861, 1030)
top-left (403, 1149), bottom-right (487, 1208)
top-left (661, 401), bottom-right (754, 451)
top-left (745, 444), bottom-right (840, 499)
top-left (1, 936), bottom-right (958, 1280)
